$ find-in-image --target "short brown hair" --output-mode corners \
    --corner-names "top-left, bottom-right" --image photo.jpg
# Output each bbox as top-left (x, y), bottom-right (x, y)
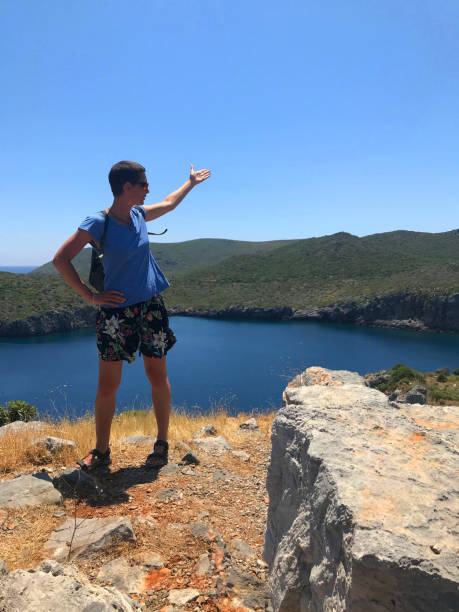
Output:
top-left (108, 161), bottom-right (146, 196)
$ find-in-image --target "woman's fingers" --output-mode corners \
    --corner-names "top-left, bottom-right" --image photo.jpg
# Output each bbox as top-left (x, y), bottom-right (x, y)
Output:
top-left (94, 291), bottom-right (125, 306)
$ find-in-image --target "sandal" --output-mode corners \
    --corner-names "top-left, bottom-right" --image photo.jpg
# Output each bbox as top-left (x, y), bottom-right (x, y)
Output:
top-left (76, 448), bottom-right (111, 472)
top-left (145, 439), bottom-right (169, 469)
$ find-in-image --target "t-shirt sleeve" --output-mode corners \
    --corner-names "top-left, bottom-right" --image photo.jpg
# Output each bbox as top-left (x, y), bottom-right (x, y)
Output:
top-left (78, 213), bottom-right (105, 244)
top-left (136, 205), bottom-right (146, 219)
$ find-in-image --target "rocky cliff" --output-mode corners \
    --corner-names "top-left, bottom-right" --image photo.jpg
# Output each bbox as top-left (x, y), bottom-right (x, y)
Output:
top-left (263, 366), bottom-right (458, 612)
top-left (1, 293), bottom-right (459, 337)
top-left (0, 306), bottom-right (96, 337)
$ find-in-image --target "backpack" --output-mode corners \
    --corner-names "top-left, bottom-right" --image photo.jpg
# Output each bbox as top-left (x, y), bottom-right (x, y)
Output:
top-left (88, 206), bottom-right (167, 292)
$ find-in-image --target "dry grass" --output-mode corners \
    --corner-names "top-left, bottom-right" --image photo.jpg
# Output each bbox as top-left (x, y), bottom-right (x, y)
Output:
top-left (0, 409), bottom-right (275, 477)
top-left (0, 505), bottom-right (64, 570)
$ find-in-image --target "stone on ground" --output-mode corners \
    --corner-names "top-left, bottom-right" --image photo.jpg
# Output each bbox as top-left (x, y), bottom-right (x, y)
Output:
top-left (190, 435), bottom-right (232, 454)
top-left (239, 417), bottom-right (259, 430)
top-left (194, 553), bottom-right (215, 575)
top-left (44, 516), bottom-right (135, 561)
top-left (120, 435), bottom-right (156, 445)
top-left (33, 436), bottom-right (77, 453)
top-left (97, 557), bottom-right (145, 593)
top-left (168, 587), bottom-right (200, 606)
top-left (0, 420), bottom-right (47, 438)
top-left (231, 538), bottom-right (256, 560)
top-left (0, 474), bottom-right (62, 508)
top-left (195, 424), bottom-right (217, 436)
top-left (0, 561), bottom-right (139, 611)
top-left (232, 450), bottom-right (250, 462)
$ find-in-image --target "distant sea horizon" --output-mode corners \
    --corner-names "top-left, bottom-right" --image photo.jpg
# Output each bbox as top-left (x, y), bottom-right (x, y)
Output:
top-left (0, 266), bottom-right (37, 273)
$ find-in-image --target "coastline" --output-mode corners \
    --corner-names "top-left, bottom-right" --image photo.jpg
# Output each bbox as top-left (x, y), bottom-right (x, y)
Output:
top-left (1, 292), bottom-right (459, 337)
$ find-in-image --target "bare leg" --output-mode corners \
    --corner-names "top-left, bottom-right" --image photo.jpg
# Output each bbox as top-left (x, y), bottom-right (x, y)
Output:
top-left (143, 355), bottom-right (171, 441)
top-left (94, 359), bottom-right (123, 453)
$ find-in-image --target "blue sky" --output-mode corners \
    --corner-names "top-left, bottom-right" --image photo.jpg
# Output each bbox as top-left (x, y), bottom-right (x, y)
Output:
top-left (1, 0), bottom-right (458, 265)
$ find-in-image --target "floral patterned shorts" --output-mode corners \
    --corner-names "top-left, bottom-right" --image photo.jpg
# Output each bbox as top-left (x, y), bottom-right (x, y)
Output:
top-left (96, 295), bottom-right (177, 364)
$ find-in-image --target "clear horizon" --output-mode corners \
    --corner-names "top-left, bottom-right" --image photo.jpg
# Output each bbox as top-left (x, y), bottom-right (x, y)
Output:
top-left (1, 0), bottom-right (458, 265)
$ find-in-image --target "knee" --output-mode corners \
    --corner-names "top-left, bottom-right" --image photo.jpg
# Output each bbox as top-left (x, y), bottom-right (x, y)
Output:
top-left (145, 367), bottom-right (169, 388)
top-left (97, 379), bottom-right (120, 398)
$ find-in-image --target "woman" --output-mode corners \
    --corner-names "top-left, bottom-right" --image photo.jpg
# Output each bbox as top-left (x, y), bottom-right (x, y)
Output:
top-left (53, 160), bottom-right (211, 471)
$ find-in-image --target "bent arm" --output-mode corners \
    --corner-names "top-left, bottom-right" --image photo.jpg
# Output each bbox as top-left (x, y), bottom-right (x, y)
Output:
top-left (53, 229), bottom-right (125, 307)
top-left (53, 230), bottom-right (94, 302)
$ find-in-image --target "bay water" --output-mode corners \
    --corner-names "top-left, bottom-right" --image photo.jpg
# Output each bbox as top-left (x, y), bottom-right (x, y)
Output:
top-left (1, 317), bottom-right (458, 419)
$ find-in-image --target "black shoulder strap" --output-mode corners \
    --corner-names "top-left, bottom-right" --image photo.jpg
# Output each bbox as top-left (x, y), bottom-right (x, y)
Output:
top-left (134, 205), bottom-right (168, 236)
top-left (98, 211), bottom-right (109, 254)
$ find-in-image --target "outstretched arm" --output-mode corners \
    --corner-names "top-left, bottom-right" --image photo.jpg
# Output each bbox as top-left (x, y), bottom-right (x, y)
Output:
top-left (143, 164), bottom-right (211, 222)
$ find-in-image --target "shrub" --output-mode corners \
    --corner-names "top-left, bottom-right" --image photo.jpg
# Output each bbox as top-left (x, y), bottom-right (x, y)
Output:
top-left (436, 373), bottom-right (448, 383)
top-left (0, 405), bottom-right (9, 426)
top-left (6, 401), bottom-right (38, 423)
top-left (376, 363), bottom-right (425, 393)
top-left (453, 368), bottom-right (459, 376)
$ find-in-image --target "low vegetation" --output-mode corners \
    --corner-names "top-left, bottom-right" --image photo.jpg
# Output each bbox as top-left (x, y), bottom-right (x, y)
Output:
top-left (0, 401), bottom-right (38, 426)
top-left (369, 364), bottom-right (459, 405)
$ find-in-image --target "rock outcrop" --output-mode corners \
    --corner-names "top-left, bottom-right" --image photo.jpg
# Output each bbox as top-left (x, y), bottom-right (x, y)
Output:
top-left (0, 560), bottom-right (140, 611)
top-left (0, 305), bottom-right (96, 337)
top-left (264, 366), bottom-right (459, 611)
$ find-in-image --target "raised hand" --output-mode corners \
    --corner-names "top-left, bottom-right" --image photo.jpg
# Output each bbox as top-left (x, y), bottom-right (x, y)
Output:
top-left (190, 164), bottom-right (211, 185)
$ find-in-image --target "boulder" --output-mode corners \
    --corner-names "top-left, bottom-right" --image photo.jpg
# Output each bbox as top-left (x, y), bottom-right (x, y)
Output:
top-left (44, 516), bottom-right (135, 561)
top-left (264, 366), bottom-right (459, 612)
top-left (0, 474), bottom-right (62, 508)
top-left (0, 560), bottom-right (139, 611)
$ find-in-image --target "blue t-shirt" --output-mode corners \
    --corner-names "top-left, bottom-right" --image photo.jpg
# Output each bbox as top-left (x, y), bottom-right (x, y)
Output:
top-left (79, 206), bottom-right (170, 307)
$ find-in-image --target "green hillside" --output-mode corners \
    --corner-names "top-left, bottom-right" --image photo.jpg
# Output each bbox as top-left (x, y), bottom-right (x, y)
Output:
top-left (31, 238), bottom-right (297, 277)
top-left (2, 230), bottom-right (459, 322)
top-left (164, 230), bottom-right (459, 310)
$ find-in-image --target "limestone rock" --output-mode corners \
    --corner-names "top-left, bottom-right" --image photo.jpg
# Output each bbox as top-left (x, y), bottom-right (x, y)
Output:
top-left (174, 441), bottom-right (192, 453)
top-left (231, 539), bottom-right (256, 560)
top-left (264, 366), bottom-right (459, 612)
top-left (168, 588), bottom-right (200, 606)
top-left (44, 516), bottom-right (135, 561)
top-left (195, 424), bottom-right (217, 436)
top-left (232, 450), bottom-right (250, 462)
top-left (0, 559), bottom-right (9, 576)
top-left (132, 550), bottom-right (165, 569)
top-left (97, 557), bottom-right (145, 593)
top-left (0, 562), bottom-right (139, 611)
top-left (0, 420), bottom-right (47, 439)
top-left (33, 435), bottom-right (77, 453)
top-left (194, 553), bottom-right (215, 575)
top-left (191, 435), bottom-right (232, 454)
top-left (155, 487), bottom-right (183, 501)
top-left (240, 418), bottom-right (259, 430)
top-left (120, 435), bottom-right (156, 445)
top-left (0, 474), bottom-right (62, 508)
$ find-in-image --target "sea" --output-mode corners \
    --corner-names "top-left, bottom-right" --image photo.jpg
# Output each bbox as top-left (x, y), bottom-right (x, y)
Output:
top-left (1, 316), bottom-right (458, 419)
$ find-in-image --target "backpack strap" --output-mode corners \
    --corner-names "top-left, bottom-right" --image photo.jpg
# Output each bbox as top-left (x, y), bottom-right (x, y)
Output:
top-left (134, 205), bottom-right (168, 236)
top-left (90, 211), bottom-right (109, 258)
